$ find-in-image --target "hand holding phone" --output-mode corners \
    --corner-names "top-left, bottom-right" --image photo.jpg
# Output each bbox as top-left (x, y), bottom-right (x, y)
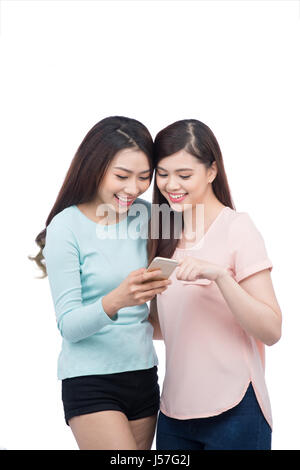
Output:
top-left (103, 266), bottom-right (172, 316)
top-left (103, 258), bottom-right (176, 316)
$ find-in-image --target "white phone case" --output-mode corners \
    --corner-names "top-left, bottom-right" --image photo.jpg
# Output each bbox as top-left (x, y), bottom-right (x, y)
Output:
top-left (147, 257), bottom-right (178, 280)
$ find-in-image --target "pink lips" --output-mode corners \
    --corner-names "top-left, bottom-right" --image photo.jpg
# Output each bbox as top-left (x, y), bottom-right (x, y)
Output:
top-left (168, 193), bottom-right (188, 203)
top-left (114, 194), bottom-right (135, 207)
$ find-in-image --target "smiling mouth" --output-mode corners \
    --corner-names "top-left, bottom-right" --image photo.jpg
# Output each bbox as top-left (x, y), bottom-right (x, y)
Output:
top-left (167, 193), bottom-right (188, 202)
top-left (114, 194), bottom-right (136, 206)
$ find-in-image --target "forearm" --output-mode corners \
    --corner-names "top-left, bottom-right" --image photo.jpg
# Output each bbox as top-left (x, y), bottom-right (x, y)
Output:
top-left (215, 272), bottom-right (281, 346)
top-left (58, 296), bottom-right (118, 343)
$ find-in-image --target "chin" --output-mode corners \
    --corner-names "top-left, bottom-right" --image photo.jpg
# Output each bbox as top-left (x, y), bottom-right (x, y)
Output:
top-left (170, 203), bottom-right (185, 213)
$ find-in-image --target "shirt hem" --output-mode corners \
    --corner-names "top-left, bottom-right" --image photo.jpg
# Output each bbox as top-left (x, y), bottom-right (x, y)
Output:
top-left (58, 359), bottom-right (159, 380)
top-left (160, 379), bottom-right (273, 430)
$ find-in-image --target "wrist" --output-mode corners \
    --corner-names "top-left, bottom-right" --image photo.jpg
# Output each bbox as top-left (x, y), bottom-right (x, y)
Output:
top-left (215, 268), bottom-right (231, 282)
top-left (102, 289), bottom-right (123, 318)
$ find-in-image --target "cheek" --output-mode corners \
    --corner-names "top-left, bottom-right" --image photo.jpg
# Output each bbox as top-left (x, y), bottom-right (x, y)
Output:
top-left (155, 176), bottom-right (165, 190)
top-left (100, 173), bottom-right (112, 189)
top-left (98, 177), bottom-right (121, 199)
top-left (186, 179), bottom-right (205, 195)
top-left (141, 179), bottom-right (151, 191)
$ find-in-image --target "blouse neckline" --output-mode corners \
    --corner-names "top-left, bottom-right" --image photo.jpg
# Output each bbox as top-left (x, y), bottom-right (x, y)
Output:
top-left (175, 206), bottom-right (230, 251)
top-left (72, 204), bottom-right (129, 229)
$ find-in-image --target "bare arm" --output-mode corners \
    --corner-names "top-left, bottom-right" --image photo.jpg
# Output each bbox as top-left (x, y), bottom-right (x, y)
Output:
top-left (215, 268), bottom-right (282, 346)
top-left (148, 296), bottom-right (164, 340)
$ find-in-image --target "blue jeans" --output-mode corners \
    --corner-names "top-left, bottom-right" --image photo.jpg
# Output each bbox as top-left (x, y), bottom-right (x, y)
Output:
top-left (156, 383), bottom-right (272, 450)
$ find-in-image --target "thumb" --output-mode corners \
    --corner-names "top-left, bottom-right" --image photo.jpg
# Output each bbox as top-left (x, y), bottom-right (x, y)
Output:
top-left (132, 267), bottom-right (147, 277)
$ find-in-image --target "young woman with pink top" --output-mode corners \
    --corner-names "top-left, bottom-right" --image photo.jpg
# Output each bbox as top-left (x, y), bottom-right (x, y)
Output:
top-left (148, 119), bottom-right (282, 450)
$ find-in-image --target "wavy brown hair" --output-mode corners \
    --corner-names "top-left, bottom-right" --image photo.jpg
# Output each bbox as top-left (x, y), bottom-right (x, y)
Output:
top-left (147, 119), bottom-right (235, 263)
top-left (29, 116), bottom-right (154, 278)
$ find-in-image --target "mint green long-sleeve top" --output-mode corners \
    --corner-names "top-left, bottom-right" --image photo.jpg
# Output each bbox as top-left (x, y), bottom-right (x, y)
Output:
top-left (42, 198), bottom-right (158, 380)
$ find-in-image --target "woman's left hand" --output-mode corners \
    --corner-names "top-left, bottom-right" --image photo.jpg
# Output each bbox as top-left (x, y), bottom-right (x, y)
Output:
top-left (176, 256), bottom-right (228, 282)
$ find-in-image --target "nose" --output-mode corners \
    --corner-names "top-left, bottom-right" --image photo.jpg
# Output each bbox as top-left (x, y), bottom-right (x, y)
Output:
top-left (165, 175), bottom-right (181, 192)
top-left (124, 178), bottom-right (140, 197)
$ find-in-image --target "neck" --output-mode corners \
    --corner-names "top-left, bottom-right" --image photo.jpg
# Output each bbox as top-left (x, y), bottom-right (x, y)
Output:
top-left (87, 199), bottom-right (128, 225)
top-left (183, 190), bottom-right (224, 242)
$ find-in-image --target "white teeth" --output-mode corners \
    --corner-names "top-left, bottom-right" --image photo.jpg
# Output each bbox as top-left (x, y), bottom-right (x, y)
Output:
top-left (116, 195), bottom-right (134, 202)
top-left (169, 193), bottom-right (186, 199)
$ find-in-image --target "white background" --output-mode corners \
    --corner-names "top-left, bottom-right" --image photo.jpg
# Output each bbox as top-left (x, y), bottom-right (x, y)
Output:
top-left (0, 0), bottom-right (299, 450)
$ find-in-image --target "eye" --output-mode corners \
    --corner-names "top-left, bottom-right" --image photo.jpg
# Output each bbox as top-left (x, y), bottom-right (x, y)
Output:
top-left (180, 175), bottom-right (191, 179)
top-left (157, 173), bottom-right (168, 178)
top-left (139, 176), bottom-right (151, 181)
top-left (116, 174), bottom-right (150, 181)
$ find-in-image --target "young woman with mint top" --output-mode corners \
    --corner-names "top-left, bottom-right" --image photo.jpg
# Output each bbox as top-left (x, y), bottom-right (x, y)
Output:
top-left (147, 119), bottom-right (282, 450)
top-left (30, 116), bottom-right (171, 450)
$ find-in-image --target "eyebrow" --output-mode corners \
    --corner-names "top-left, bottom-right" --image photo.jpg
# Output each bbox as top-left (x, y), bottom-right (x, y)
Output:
top-left (157, 166), bottom-right (194, 172)
top-left (113, 166), bottom-right (151, 174)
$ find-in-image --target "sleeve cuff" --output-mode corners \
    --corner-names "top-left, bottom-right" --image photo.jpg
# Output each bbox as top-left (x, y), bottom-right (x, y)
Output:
top-left (235, 260), bottom-right (273, 283)
top-left (99, 296), bottom-right (119, 324)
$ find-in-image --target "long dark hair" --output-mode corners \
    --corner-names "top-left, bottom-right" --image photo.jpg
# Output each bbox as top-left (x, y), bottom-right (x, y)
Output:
top-left (147, 119), bottom-right (235, 263)
top-left (29, 116), bottom-right (154, 278)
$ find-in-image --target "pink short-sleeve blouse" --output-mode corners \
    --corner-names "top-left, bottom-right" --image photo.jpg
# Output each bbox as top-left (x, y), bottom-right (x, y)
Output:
top-left (156, 206), bottom-right (273, 429)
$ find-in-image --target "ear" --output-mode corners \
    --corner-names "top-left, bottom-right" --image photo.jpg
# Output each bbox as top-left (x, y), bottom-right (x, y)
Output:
top-left (208, 161), bottom-right (218, 183)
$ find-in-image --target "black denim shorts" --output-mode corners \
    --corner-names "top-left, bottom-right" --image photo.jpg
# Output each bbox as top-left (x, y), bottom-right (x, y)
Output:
top-left (61, 366), bottom-right (160, 425)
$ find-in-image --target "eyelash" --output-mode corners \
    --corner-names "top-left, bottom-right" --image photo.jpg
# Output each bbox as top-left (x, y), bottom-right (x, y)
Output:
top-left (116, 175), bottom-right (150, 181)
top-left (157, 174), bottom-right (191, 180)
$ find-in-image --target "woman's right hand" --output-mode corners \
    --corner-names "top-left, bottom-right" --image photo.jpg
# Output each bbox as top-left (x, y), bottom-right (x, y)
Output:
top-left (102, 268), bottom-right (171, 317)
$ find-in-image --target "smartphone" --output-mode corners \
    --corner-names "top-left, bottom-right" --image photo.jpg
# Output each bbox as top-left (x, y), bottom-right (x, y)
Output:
top-left (147, 257), bottom-right (179, 280)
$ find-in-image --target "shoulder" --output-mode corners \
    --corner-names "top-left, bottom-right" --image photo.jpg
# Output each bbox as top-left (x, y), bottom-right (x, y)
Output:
top-left (227, 208), bottom-right (259, 230)
top-left (47, 206), bottom-right (77, 231)
top-left (225, 208), bottom-right (265, 245)
top-left (44, 206), bottom-right (78, 252)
